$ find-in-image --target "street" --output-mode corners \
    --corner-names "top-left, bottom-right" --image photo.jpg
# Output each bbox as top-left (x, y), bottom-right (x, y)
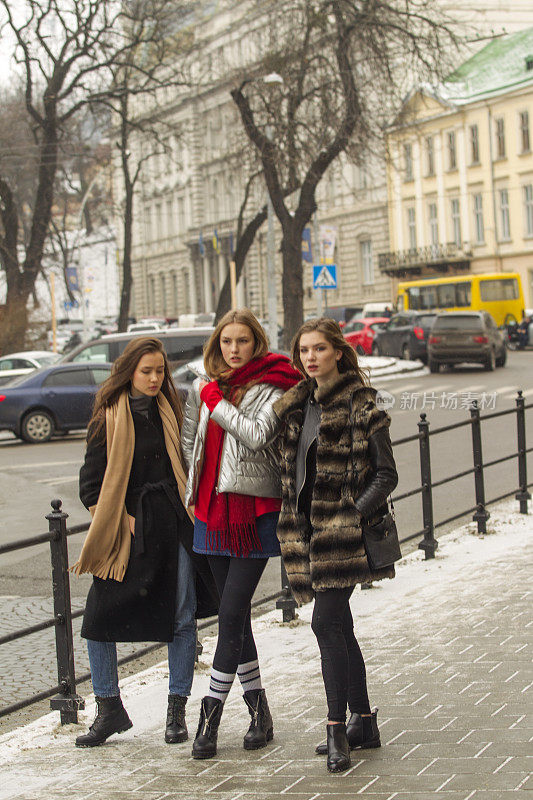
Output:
top-left (1, 349), bottom-right (533, 727)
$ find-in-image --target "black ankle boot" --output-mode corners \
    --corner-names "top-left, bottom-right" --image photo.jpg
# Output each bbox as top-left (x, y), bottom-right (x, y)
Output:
top-left (75, 696), bottom-right (132, 748)
top-left (242, 688), bottom-right (274, 750)
top-left (347, 707), bottom-right (381, 749)
top-left (315, 708), bottom-right (380, 754)
top-left (165, 694), bottom-right (188, 743)
top-left (326, 723), bottom-right (351, 773)
top-left (192, 696), bottom-right (223, 759)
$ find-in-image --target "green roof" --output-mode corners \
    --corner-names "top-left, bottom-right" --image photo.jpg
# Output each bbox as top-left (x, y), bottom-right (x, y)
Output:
top-left (442, 27), bottom-right (533, 102)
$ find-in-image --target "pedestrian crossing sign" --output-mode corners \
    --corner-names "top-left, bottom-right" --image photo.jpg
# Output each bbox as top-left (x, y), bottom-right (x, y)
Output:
top-left (313, 264), bottom-right (337, 289)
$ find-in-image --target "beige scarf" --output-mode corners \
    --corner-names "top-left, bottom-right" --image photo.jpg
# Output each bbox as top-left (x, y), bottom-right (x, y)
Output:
top-left (72, 390), bottom-right (194, 581)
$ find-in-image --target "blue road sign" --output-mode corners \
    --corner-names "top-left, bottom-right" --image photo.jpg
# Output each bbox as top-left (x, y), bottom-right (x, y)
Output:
top-left (313, 264), bottom-right (337, 289)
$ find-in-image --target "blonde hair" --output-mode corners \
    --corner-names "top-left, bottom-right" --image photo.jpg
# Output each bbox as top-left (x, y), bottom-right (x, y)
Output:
top-left (203, 309), bottom-right (269, 403)
top-left (291, 317), bottom-right (369, 384)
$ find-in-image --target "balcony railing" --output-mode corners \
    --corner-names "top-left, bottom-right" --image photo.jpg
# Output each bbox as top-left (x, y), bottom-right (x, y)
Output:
top-left (378, 243), bottom-right (471, 276)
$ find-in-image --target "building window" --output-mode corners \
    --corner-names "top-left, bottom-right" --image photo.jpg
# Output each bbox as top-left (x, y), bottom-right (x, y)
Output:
top-left (172, 272), bottom-right (179, 315)
top-left (495, 118), bottom-right (506, 158)
top-left (166, 198), bottom-right (173, 238)
top-left (451, 198), bottom-right (461, 247)
top-left (407, 207), bottom-right (417, 249)
top-left (524, 184), bottom-right (533, 236)
top-left (177, 197), bottom-right (186, 233)
top-left (425, 136), bottom-right (435, 176)
top-left (404, 143), bottom-right (413, 180)
top-left (447, 131), bottom-right (456, 170)
top-left (470, 124), bottom-right (480, 163)
top-left (519, 111), bottom-right (530, 153)
top-left (360, 240), bottom-right (373, 284)
top-left (473, 194), bottom-right (484, 243)
top-left (155, 203), bottom-right (163, 241)
top-left (499, 189), bottom-right (510, 240)
top-left (428, 202), bottom-right (438, 246)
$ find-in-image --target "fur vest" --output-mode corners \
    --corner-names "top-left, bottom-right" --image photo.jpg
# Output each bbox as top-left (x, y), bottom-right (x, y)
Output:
top-left (274, 371), bottom-right (395, 604)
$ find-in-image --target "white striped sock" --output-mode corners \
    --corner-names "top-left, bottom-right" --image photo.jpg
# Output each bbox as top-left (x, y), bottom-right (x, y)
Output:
top-left (237, 659), bottom-right (262, 692)
top-left (207, 668), bottom-right (235, 703)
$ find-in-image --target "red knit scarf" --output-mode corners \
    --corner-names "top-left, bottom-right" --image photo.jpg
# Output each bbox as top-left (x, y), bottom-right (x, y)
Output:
top-left (206, 352), bottom-right (300, 557)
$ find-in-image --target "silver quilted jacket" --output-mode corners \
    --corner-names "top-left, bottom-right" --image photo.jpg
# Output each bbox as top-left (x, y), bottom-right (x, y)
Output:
top-left (182, 377), bottom-right (284, 507)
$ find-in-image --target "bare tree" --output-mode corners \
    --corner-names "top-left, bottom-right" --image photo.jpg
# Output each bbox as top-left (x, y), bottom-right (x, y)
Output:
top-left (230, 0), bottom-right (460, 347)
top-left (0, 0), bottom-right (192, 352)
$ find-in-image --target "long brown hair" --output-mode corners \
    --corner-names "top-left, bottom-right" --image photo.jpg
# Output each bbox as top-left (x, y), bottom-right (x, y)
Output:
top-left (203, 308), bottom-right (269, 404)
top-left (88, 337), bottom-right (183, 441)
top-left (290, 317), bottom-right (369, 385)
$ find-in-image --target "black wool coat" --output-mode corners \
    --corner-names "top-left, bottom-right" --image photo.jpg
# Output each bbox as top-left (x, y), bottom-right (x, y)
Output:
top-left (79, 399), bottom-right (218, 642)
top-left (274, 371), bottom-right (398, 605)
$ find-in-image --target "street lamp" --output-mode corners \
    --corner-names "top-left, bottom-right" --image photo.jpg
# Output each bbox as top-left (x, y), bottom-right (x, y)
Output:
top-left (263, 72), bottom-right (283, 349)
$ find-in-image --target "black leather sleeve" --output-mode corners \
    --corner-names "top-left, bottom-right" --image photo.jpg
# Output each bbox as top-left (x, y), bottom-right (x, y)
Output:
top-left (79, 431), bottom-right (107, 510)
top-left (354, 427), bottom-right (398, 521)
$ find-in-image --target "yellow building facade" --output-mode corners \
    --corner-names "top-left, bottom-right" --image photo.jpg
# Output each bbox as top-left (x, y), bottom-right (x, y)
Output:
top-left (383, 27), bottom-right (533, 307)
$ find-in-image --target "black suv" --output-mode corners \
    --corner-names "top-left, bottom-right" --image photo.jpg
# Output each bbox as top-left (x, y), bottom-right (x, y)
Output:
top-left (372, 311), bottom-right (437, 362)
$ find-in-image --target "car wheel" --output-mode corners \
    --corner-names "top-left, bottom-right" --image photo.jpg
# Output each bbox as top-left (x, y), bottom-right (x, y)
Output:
top-left (21, 410), bottom-right (54, 443)
top-left (428, 359), bottom-right (439, 373)
top-left (356, 344), bottom-right (365, 355)
top-left (484, 349), bottom-right (496, 372)
top-left (371, 342), bottom-right (380, 356)
top-left (402, 343), bottom-right (411, 360)
top-left (495, 347), bottom-right (507, 368)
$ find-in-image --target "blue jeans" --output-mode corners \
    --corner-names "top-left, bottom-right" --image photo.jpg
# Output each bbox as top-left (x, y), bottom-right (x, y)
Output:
top-left (87, 541), bottom-right (197, 697)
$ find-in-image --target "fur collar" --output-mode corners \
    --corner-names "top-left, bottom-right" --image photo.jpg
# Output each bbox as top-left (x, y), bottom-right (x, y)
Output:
top-left (274, 371), bottom-right (367, 420)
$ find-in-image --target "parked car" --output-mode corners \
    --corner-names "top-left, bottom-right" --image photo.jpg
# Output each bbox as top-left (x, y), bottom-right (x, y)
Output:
top-left (427, 311), bottom-right (506, 372)
top-left (343, 317), bottom-right (390, 355)
top-left (323, 306), bottom-right (363, 328)
top-left (62, 327), bottom-right (213, 367)
top-left (0, 351), bottom-right (61, 386)
top-left (126, 322), bottom-right (165, 333)
top-left (0, 362), bottom-right (112, 443)
top-left (372, 311), bottom-right (438, 362)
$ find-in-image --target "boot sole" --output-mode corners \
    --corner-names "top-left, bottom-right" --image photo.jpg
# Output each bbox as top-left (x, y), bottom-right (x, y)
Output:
top-left (165, 732), bottom-right (188, 744)
top-left (191, 749), bottom-right (217, 760)
top-left (75, 720), bottom-right (133, 748)
top-left (327, 760), bottom-right (351, 773)
top-left (243, 728), bottom-right (274, 751)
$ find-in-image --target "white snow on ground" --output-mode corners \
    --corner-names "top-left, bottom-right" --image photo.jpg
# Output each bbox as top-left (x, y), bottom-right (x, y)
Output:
top-left (0, 498), bottom-right (530, 786)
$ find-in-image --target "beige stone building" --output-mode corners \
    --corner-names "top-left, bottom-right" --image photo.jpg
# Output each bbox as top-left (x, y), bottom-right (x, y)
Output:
top-left (384, 27), bottom-right (533, 307)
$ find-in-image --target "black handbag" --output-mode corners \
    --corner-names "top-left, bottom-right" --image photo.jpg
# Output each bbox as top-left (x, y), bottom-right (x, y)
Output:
top-left (362, 501), bottom-right (401, 570)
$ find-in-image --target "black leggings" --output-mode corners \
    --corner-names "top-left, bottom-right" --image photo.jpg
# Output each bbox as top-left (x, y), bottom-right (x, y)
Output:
top-left (208, 556), bottom-right (268, 674)
top-left (311, 587), bottom-right (371, 722)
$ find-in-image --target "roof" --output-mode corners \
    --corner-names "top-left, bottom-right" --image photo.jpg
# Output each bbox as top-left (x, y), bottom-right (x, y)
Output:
top-left (441, 26), bottom-right (533, 103)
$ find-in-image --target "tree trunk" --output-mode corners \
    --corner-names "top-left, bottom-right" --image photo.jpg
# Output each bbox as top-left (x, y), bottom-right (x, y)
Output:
top-left (280, 221), bottom-right (306, 350)
top-left (118, 180), bottom-right (134, 332)
top-left (0, 284), bottom-right (30, 354)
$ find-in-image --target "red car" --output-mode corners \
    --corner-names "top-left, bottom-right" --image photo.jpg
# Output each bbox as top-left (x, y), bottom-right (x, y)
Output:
top-left (343, 317), bottom-right (390, 355)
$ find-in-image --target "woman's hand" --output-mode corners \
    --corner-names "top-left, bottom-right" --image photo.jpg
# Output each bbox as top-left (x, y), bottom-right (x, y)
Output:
top-left (128, 514), bottom-right (136, 535)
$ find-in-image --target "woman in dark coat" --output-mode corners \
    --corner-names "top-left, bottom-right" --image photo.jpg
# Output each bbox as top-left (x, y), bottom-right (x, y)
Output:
top-left (274, 318), bottom-right (398, 774)
top-left (73, 337), bottom-right (217, 748)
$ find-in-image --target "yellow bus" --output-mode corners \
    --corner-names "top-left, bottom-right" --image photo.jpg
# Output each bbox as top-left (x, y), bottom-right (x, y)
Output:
top-left (396, 273), bottom-right (524, 327)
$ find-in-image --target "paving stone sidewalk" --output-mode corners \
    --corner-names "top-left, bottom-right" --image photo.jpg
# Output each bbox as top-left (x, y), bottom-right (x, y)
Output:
top-left (1, 503), bottom-right (531, 800)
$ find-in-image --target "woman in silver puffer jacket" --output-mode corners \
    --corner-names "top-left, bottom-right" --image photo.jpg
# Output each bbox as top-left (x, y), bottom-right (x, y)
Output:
top-left (181, 308), bottom-right (300, 760)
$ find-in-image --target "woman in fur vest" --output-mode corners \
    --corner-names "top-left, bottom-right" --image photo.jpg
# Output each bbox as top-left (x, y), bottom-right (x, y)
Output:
top-left (274, 318), bottom-right (398, 773)
top-left (181, 309), bottom-right (300, 759)
top-left (73, 337), bottom-right (217, 748)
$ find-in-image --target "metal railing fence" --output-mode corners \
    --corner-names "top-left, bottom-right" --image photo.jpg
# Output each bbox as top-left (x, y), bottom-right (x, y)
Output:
top-left (0, 392), bottom-right (530, 724)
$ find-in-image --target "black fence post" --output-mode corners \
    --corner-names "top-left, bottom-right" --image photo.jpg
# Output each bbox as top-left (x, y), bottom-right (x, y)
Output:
top-left (417, 413), bottom-right (437, 558)
top-left (276, 560), bottom-right (297, 622)
top-left (515, 390), bottom-right (531, 514)
top-left (470, 401), bottom-right (490, 534)
top-left (46, 499), bottom-right (85, 724)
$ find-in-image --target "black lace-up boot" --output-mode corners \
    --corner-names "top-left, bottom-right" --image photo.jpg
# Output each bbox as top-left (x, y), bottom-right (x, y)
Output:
top-left (191, 696), bottom-right (223, 759)
top-left (75, 696), bottom-right (132, 748)
top-left (242, 688), bottom-right (274, 750)
top-left (165, 694), bottom-right (188, 743)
